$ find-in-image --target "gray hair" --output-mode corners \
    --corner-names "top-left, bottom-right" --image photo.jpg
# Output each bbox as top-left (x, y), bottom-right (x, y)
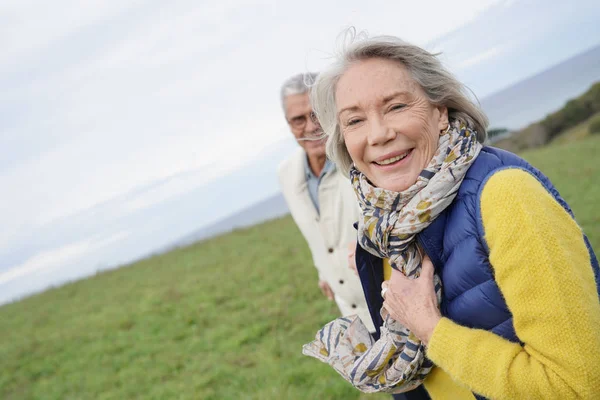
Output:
top-left (311, 30), bottom-right (489, 175)
top-left (280, 72), bottom-right (318, 111)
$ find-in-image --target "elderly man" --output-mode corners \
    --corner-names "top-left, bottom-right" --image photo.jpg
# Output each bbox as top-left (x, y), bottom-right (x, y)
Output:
top-left (277, 72), bottom-right (374, 333)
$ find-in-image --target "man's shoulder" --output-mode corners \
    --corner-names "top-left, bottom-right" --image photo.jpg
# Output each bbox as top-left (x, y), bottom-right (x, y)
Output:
top-left (277, 148), bottom-right (305, 179)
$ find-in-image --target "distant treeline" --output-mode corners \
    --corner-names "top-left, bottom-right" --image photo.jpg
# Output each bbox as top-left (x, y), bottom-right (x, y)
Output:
top-left (493, 81), bottom-right (600, 152)
top-left (541, 82), bottom-right (600, 140)
top-left (487, 128), bottom-right (509, 139)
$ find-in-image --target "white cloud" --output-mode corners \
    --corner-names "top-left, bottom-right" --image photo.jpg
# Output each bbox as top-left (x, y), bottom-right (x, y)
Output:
top-left (0, 230), bottom-right (129, 286)
top-left (0, 1), bottom-right (144, 68)
top-left (456, 45), bottom-right (506, 69)
top-left (3, 0), bottom-right (532, 301)
top-left (2, 0), bottom-right (504, 228)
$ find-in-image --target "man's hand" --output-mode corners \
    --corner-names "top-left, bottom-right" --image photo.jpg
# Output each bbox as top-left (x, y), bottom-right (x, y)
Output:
top-left (318, 280), bottom-right (334, 301)
top-left (347, 241), bottom-right (358, 275)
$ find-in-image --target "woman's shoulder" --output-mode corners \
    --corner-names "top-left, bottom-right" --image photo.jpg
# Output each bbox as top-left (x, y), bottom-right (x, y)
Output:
top-left (477, 167), bottom-right (582, 253)
top-left (480, 168), bottom-right (552, 205)
top-left (474, 148), bottom-right (568, 215)
top-left (455, 148), bottom-right (572, 251)
top-left (463, 147), bottom-right (559, 203)
top-left (465, 146), bottom-right (529, 183)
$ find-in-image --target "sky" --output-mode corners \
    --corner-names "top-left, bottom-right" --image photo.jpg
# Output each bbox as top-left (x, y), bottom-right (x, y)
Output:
top-left (2, 0), bottom-right (600, 304)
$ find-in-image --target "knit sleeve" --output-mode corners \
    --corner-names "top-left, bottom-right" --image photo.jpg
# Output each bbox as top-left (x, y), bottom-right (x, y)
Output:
top-left (425, 168), bottom-right (600, 399)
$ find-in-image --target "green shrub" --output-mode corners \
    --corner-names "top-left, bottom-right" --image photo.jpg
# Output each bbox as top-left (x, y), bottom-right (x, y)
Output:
top-left (589, 114), bottom-right (600, 135)
top-left (542, 81), bottom-right (600, 140)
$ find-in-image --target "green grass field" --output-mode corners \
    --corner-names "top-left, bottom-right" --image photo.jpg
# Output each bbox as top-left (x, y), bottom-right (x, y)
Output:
top-left (1, 135), bottom-right (599, 400)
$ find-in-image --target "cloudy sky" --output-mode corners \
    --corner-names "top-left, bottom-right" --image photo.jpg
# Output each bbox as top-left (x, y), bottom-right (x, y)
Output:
top-left (2, 0), bottom-right (599, 304)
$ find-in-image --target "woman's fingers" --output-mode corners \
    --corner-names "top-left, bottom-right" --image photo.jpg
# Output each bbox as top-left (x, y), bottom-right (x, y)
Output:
top-left (386, 254), bottom-right (435, 301)
top-left (420, 254), bottom-right (435, 279)
top-left (390, 267), bottom-right (408, 282)
top-left (389, 257), bottom-right (434, 282)
top-left (381, 281), bottom-right (389, 299)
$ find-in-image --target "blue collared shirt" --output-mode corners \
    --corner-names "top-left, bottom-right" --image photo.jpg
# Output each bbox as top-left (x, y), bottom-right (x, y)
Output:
top-left (304, 157), bottom-right (335, 215)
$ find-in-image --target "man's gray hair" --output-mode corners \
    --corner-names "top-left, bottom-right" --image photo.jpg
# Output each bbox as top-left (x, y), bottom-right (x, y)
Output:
top-left (280, 72), bottom-right (318, 111)
top-left (311, 30), bottom-right (489, 175)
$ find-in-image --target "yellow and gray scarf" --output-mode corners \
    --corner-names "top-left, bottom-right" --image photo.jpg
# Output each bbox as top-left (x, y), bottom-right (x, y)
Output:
top-left (302, 121), bottom-right (482, 393)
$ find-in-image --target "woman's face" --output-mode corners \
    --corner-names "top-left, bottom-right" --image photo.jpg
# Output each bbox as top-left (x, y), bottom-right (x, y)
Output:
top-left (336, 57), bottom-right (448, 192)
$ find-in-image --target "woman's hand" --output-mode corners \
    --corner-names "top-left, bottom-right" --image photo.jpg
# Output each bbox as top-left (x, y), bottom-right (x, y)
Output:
top-left (382, 255), bottom-right (442, 346)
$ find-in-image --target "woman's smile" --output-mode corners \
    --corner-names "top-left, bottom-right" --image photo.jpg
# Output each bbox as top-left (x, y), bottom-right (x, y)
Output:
top-left (336, 57), bottom-right (447, 192)
top-left (372, 148), bottom-right (414, 169)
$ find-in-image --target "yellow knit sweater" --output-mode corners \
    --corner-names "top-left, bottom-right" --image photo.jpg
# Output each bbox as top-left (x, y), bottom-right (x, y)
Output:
top-left (385, 169), bottom-right (600, 399)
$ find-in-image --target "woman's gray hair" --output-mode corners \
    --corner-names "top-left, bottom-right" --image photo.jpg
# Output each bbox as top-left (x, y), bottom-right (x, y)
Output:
top-left (280, 72), bottom-right (318, 111)
top-left (311, 30), bottom-right (489, 175)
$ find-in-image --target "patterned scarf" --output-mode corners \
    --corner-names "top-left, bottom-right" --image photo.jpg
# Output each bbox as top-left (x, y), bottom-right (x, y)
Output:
top-left (302, 121), bottom-right (482, 393)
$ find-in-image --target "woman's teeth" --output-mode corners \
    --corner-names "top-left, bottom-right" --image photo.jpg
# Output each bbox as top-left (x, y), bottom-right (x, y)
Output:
top-left (376, 151), bottom-right (409, 166)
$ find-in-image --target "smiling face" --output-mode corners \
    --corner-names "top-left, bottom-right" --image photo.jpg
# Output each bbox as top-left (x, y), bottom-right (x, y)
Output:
top-left (336, 57), bottom-right (448, 192)
top-left (284, 92), bottom-right (326, 159)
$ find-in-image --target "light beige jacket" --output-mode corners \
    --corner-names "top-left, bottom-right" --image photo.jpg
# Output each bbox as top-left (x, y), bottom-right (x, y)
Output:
top-left (277, 149), bottom-right (375, 333)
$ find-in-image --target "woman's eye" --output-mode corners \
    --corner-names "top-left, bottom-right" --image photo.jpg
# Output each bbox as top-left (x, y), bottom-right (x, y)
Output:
top-left (390, 104), bottom-right (406, 112)
top-left (347, 118), bottom-right (362, 126)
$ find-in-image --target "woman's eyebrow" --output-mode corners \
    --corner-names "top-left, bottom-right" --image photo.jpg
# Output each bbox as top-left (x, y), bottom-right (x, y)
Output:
top-left (381, 91), bottom-right (411, 103)
top-left (338, 91), bottom-right (412, 115)
top-left (338, 105), bottom-right (360, 115)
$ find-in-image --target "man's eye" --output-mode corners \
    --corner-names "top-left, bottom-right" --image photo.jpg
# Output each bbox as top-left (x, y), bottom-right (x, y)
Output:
top-left (292, 116), bottom-right (306, 124)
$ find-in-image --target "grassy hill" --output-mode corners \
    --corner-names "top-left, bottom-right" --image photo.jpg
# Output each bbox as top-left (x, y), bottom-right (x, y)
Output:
top-left (1, 136), bottom-right (599, 400)
top-left (551, 112), bottom-right (600, 145)
top-left (493, 81), bottom-right (600, 153)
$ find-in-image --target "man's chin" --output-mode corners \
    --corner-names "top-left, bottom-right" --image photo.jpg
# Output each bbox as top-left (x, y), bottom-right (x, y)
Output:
top-left (305, 146), bottom-right (326, 158)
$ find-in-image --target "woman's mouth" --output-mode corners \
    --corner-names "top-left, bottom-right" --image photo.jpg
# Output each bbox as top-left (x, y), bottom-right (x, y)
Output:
top-left (373, 149), bottom-right (413, 167)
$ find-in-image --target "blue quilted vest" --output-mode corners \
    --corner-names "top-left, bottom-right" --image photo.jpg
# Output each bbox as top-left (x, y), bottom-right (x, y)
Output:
top-left (356, 146), bottom-right (600, 400)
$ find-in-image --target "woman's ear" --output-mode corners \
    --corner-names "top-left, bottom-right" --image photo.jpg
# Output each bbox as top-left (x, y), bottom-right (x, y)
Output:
top-left (436, 106), bottom-right (449, 131)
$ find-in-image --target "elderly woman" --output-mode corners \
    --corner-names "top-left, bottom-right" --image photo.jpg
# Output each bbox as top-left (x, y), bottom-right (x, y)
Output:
top-left (302, 32), bottom-right (600, 400)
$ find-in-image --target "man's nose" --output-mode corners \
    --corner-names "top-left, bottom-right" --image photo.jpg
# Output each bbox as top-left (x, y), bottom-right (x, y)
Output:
top-left (305, 114), bottom-right (320, 133)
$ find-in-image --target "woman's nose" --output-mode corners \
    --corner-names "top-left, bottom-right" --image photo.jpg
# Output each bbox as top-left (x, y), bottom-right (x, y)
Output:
top-left (367, 119), bottom-right (395, 146)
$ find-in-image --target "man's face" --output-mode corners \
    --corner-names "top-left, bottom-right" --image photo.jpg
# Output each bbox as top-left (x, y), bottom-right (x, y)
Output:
top-left (284, 93), bottom-right (326, 158)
